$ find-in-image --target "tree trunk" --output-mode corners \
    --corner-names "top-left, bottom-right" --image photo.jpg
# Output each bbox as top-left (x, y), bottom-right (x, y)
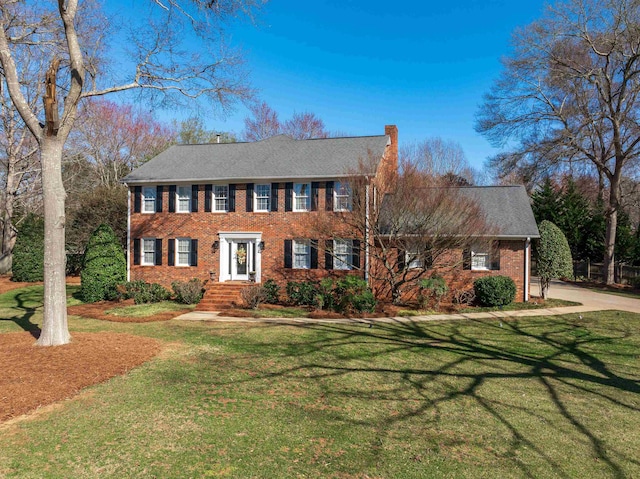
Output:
top-left (603, 176), bottom-right (621, 285)
top-left (0, 154), bottom-right (19, 274)
top-left (36, 138), bottom-right (70, 346)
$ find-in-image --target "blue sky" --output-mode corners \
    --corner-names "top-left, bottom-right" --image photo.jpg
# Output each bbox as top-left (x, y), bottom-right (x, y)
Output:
top-left (111, 1), bottom-right (549, 170)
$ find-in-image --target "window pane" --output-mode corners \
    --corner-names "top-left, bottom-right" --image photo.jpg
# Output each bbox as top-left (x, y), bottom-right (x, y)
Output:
top-left (213, 185), bottom-right (228, 211)
top-left (177, 238), bottom-right (190, 265)
top-left (294, 183), bottom-right (309, 211)
top-left (143, 187), bottom-right (156, 212)
top-left (334, 182), bottom-right (352, 211)
top-left (177, 186), bottom-right (190, 212)
top-left (334, 239), bottom-right (351, 270)
top-left (143, 238), bottom-right (155, 264)
top-left (293, 240), bottom-right (310, 269)
top-left (255, 184), bottom-right (270, 211)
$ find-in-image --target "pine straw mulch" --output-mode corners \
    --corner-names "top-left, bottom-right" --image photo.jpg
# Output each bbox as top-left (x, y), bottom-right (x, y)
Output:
top-left (67, 299), bottom-right (193, 323)
top-left (0, 332), bottom-right (161, 423)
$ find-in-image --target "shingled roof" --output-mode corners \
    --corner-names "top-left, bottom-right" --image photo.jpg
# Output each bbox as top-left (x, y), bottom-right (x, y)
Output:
top-left (380, 185), bottom-right (539, 239)
top-left (122, 134), bottom-right (390, 184)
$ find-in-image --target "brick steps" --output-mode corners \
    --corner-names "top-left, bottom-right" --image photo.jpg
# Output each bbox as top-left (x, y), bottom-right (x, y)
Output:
top-left (196, 281), bottom-right (253, 311)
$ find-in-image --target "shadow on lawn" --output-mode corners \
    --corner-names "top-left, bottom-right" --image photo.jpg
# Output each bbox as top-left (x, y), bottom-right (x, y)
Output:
top-left (214, 315), bottom-right (640, 478)
top-left (0, 289), bottom-right (42, 338)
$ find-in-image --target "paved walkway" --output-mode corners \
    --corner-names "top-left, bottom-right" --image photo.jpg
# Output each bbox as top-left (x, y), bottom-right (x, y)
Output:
top-left (177, 279), bottom-right (640, 323)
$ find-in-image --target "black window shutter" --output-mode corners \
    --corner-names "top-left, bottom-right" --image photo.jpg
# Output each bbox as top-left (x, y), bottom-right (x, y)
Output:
top-left (156, 185), bottom-right (163, 212)
top-left (134, 186), bottom-right (142, 213)
top-left (191, 185), bottom-right (199, 212)
top-left (204, 184), bottom-right (212, 212)
top-left (284, 239), bottom-right (292, 268)
top-left (190, 239), bottom-right (198, 267)
top-left (229, 184), bottom-right (236, 212)
top-left (246, 183), bottom-right (254, 212)
top-left (271, 183), bottom-right (279, 211)
top-left (311, 182), bottom-right (319, 211)
top-left (325, 181), bottom-right (334, 211)
top-left (285, 182), bottom-right (293, 211)
top-left (168, 239), bottom-right (175, 266)
top-left (168, 185), bottom-right (176, 212)
top-left (133, 238), bottom-right (140, 265)
top-left (325, 239), bottom-right (333, 270)
top-left (155, 239), bottom-right (163, 266)
top-left (397, 248), bottom-right (406, 272)
top-left (491, 241), bottom-right (501, 270)
top-left (463, 249), bottom-right (471, 270)
top-left (352, 240), bottom-right (361, 269)
top-left (310, 239), bottom-right (318, 269)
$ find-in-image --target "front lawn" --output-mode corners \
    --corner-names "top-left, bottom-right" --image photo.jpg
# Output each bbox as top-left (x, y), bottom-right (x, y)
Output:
top-left (0, 286), bottom-right (639, 478)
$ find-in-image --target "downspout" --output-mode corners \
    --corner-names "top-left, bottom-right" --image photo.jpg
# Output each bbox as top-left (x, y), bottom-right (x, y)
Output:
top-left (365, 181), bottom-right (370, 283)
top-left (126, 185), bottom-right (131, 282)
top-left (524, 237), bottom-right (530, 302)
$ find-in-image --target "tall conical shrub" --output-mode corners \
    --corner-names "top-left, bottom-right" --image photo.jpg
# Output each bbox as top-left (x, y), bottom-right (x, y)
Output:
top-left (536, 220), bottom-right (573, 299)
top-left (80, 224), bottom-right (126, 302)
top-left (11, 214), bottom-right (44, 282)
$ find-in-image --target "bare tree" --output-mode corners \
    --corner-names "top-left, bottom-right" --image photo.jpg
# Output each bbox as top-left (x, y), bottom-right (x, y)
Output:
top-left (0, 0), bottom-right (264, 346)
top-left (68, 100), bottom-right (176, 187)
top-left (314, 159), bottom-right (493, 304)
top-left (176, 115), bottom-right (236, 144)
top-left (476, 0), bottom-right (640, 284)
top-left (400, 137), bottom-right (478, 185)
top-left (242, 101), bottom-right (329, 140)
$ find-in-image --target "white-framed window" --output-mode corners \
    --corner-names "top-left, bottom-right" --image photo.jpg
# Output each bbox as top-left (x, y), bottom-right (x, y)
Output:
top-left (213, 185), bottom-right (228, 212)
top-left (406, 250), bottom-right (423, 269)
top-left (176, 186), bottom-right (191, 212)
top-left (293, 239), bottom-right (311, 269)
top-left (142, 187), bottom-right (156, 213)
top-left (176, 238), bottom-right (191, 266)
top-left (293, 183), bottom-right (310, 211)
top-left (255, 184), bottom-right (270, 212)
top-left (142, 238), bottom-right (156, 265)
top-left (471, 243), bottom-right (491, 271)
top-left (334, 181), bottom-right (352, 211)
top-left (334, 239), bottom-right (353, 270)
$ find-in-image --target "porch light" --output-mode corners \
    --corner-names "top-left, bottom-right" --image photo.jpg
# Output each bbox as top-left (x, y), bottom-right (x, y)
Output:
top-left (212, 240), bottom-right (220, 252)
top-left (259, 241), bottom-right (265, 252)
top-left (209, 271), bottom-right (216, 280)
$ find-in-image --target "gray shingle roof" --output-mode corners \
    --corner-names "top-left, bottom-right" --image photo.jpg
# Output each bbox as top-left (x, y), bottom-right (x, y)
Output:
top-left (122, 134), bottom-right (390, 183)
top-left (458, 186), bottom-right (539, 238)
top-left (380, 185), bottom-right (539, 239)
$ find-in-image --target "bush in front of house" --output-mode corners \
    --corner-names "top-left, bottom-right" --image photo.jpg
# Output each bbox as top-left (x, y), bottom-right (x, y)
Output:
top-left (333, 276), bottom-right (376, 314)
top-left (80, 224), bottom-right (127, 302)
top-left (473, 276), bottom-right (516, 307)
top-left (262, 279), bottom-right (280, 304)
top-left (11, 214), bottom-right (44, 282)
top-left (286, 280), bottom-right (320, 306)
top-left (172, 278), bottom-right (205, 304)
top-left (241, 284), bottom-right (267, 309)
top-left (418, 275), bottom-right (448, 310)
top-left (121, 280), bottom-right (171, 304)
top-left (536, 220), bottom-right (574, 299)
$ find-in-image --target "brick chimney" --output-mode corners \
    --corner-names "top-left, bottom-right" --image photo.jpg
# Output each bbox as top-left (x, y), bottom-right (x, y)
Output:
top-left (381, 124), bottom-right (398, 191)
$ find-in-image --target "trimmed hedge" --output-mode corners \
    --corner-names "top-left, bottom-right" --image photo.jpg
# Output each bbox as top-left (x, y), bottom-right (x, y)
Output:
top-left (80, 224), bottom-right (126, 302)
top-left (473, 276), bottom-right (516, 307)
top-left (11, 214), bottom-right (44, 282)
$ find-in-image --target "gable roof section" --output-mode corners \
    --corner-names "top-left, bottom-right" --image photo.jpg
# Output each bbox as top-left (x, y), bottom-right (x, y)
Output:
top-left (380, 185), bottom-right (539, 239)
top-left (123, 134), bottom-right (389, 184)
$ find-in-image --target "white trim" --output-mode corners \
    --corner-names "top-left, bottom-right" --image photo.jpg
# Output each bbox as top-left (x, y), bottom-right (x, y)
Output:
top-left (212, 184), bottom-right (229, 212)
top-left (127, 186), bottom-right (131, 281)
top-left (142, 186), bottom-right (156, 214)
top-left (218, 232), bottom-right (262, 282)
top-left (333, 181), bottom-right (352, 212)
top-left (176, 185), bottom-right (191, 213)
top-left (293, 239), bottom-right (311, 269)
top-left (141, 238), bottom-right (156, 266)
top-left (525, 237), bottom-right (531, 301)
top-left (176, 237), bottom-right (191, 267)
top-left (293, 182), bottom-right (311, 212)
top-left (254, 183), bottom-right (270, 212)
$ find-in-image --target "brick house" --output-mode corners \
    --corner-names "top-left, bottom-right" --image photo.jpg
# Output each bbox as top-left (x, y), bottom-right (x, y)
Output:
top-left (122, 125), bottom-right (539, 306)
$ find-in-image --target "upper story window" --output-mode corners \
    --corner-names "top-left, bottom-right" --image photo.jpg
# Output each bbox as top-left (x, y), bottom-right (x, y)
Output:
top-left (176, 186), bottom-right (191, 212)
top-left (213, 185), bottom-right (229, 212)
top-left (334, 182), bottom-right (352, 212)
top-left (142, 238), bottom-right (156, 265)
top-left (176, 238), bottom-right (191, 266)
top-left (255, 184), bottom-right (270, 212)
top-left (293, 183), bottom-right (310, 211)
top-left (333, 239), bottom-right (353, 270)
top-left (142, 187), bottom-right (156, 213)
top-left (293, 239), bottom-right (311, 269)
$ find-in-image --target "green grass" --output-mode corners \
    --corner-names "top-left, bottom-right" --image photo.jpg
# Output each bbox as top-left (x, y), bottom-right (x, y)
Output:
top-left (106, 301), bottom-right (195, 317)
top-left (237, 306), bottom-right (310, 318)
top-left (399, 298), bottom-right (580, 316)
top-left (1, 285), bottom-right (640, 478)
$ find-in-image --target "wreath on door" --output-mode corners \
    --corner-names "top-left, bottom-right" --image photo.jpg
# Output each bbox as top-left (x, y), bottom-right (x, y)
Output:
top-left (236, 246), bottom-right (247, 265)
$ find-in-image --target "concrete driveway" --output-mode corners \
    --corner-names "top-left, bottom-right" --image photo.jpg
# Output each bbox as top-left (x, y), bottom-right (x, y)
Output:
top-left (537, 278), bottom-right (640, 314)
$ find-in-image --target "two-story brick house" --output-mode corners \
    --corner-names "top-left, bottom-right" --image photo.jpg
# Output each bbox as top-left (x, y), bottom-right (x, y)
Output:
top-left (123, 125), bottom-right (539, 306)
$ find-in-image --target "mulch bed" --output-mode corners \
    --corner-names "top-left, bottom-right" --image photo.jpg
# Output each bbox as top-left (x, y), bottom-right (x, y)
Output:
top-left (67, 299), bottom-right (192, 323)
top-left (0, 332), bottom-right (161, 423)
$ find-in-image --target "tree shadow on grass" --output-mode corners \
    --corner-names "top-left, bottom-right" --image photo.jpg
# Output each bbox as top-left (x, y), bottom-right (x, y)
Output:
top-left (0, 288), bottom-right (42, 338)
top-left (194, 314), bottom-right (640, 478)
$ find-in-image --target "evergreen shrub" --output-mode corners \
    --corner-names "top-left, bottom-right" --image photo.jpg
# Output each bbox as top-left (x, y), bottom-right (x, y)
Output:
top-left (80, 224), bottom-right (126, 302)
top-left (11, 214), bottom-right (44, 282)
top-left (473, 276), bottom-right (516, 307)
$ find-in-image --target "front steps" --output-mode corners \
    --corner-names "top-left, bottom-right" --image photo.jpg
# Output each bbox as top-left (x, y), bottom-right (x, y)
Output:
top-left (196, 281), bottom-right (253, 311)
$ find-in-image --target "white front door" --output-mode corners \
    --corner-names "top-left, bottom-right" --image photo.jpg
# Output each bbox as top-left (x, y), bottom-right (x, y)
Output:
top-left (231, 240), bottom-right (250, 281)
